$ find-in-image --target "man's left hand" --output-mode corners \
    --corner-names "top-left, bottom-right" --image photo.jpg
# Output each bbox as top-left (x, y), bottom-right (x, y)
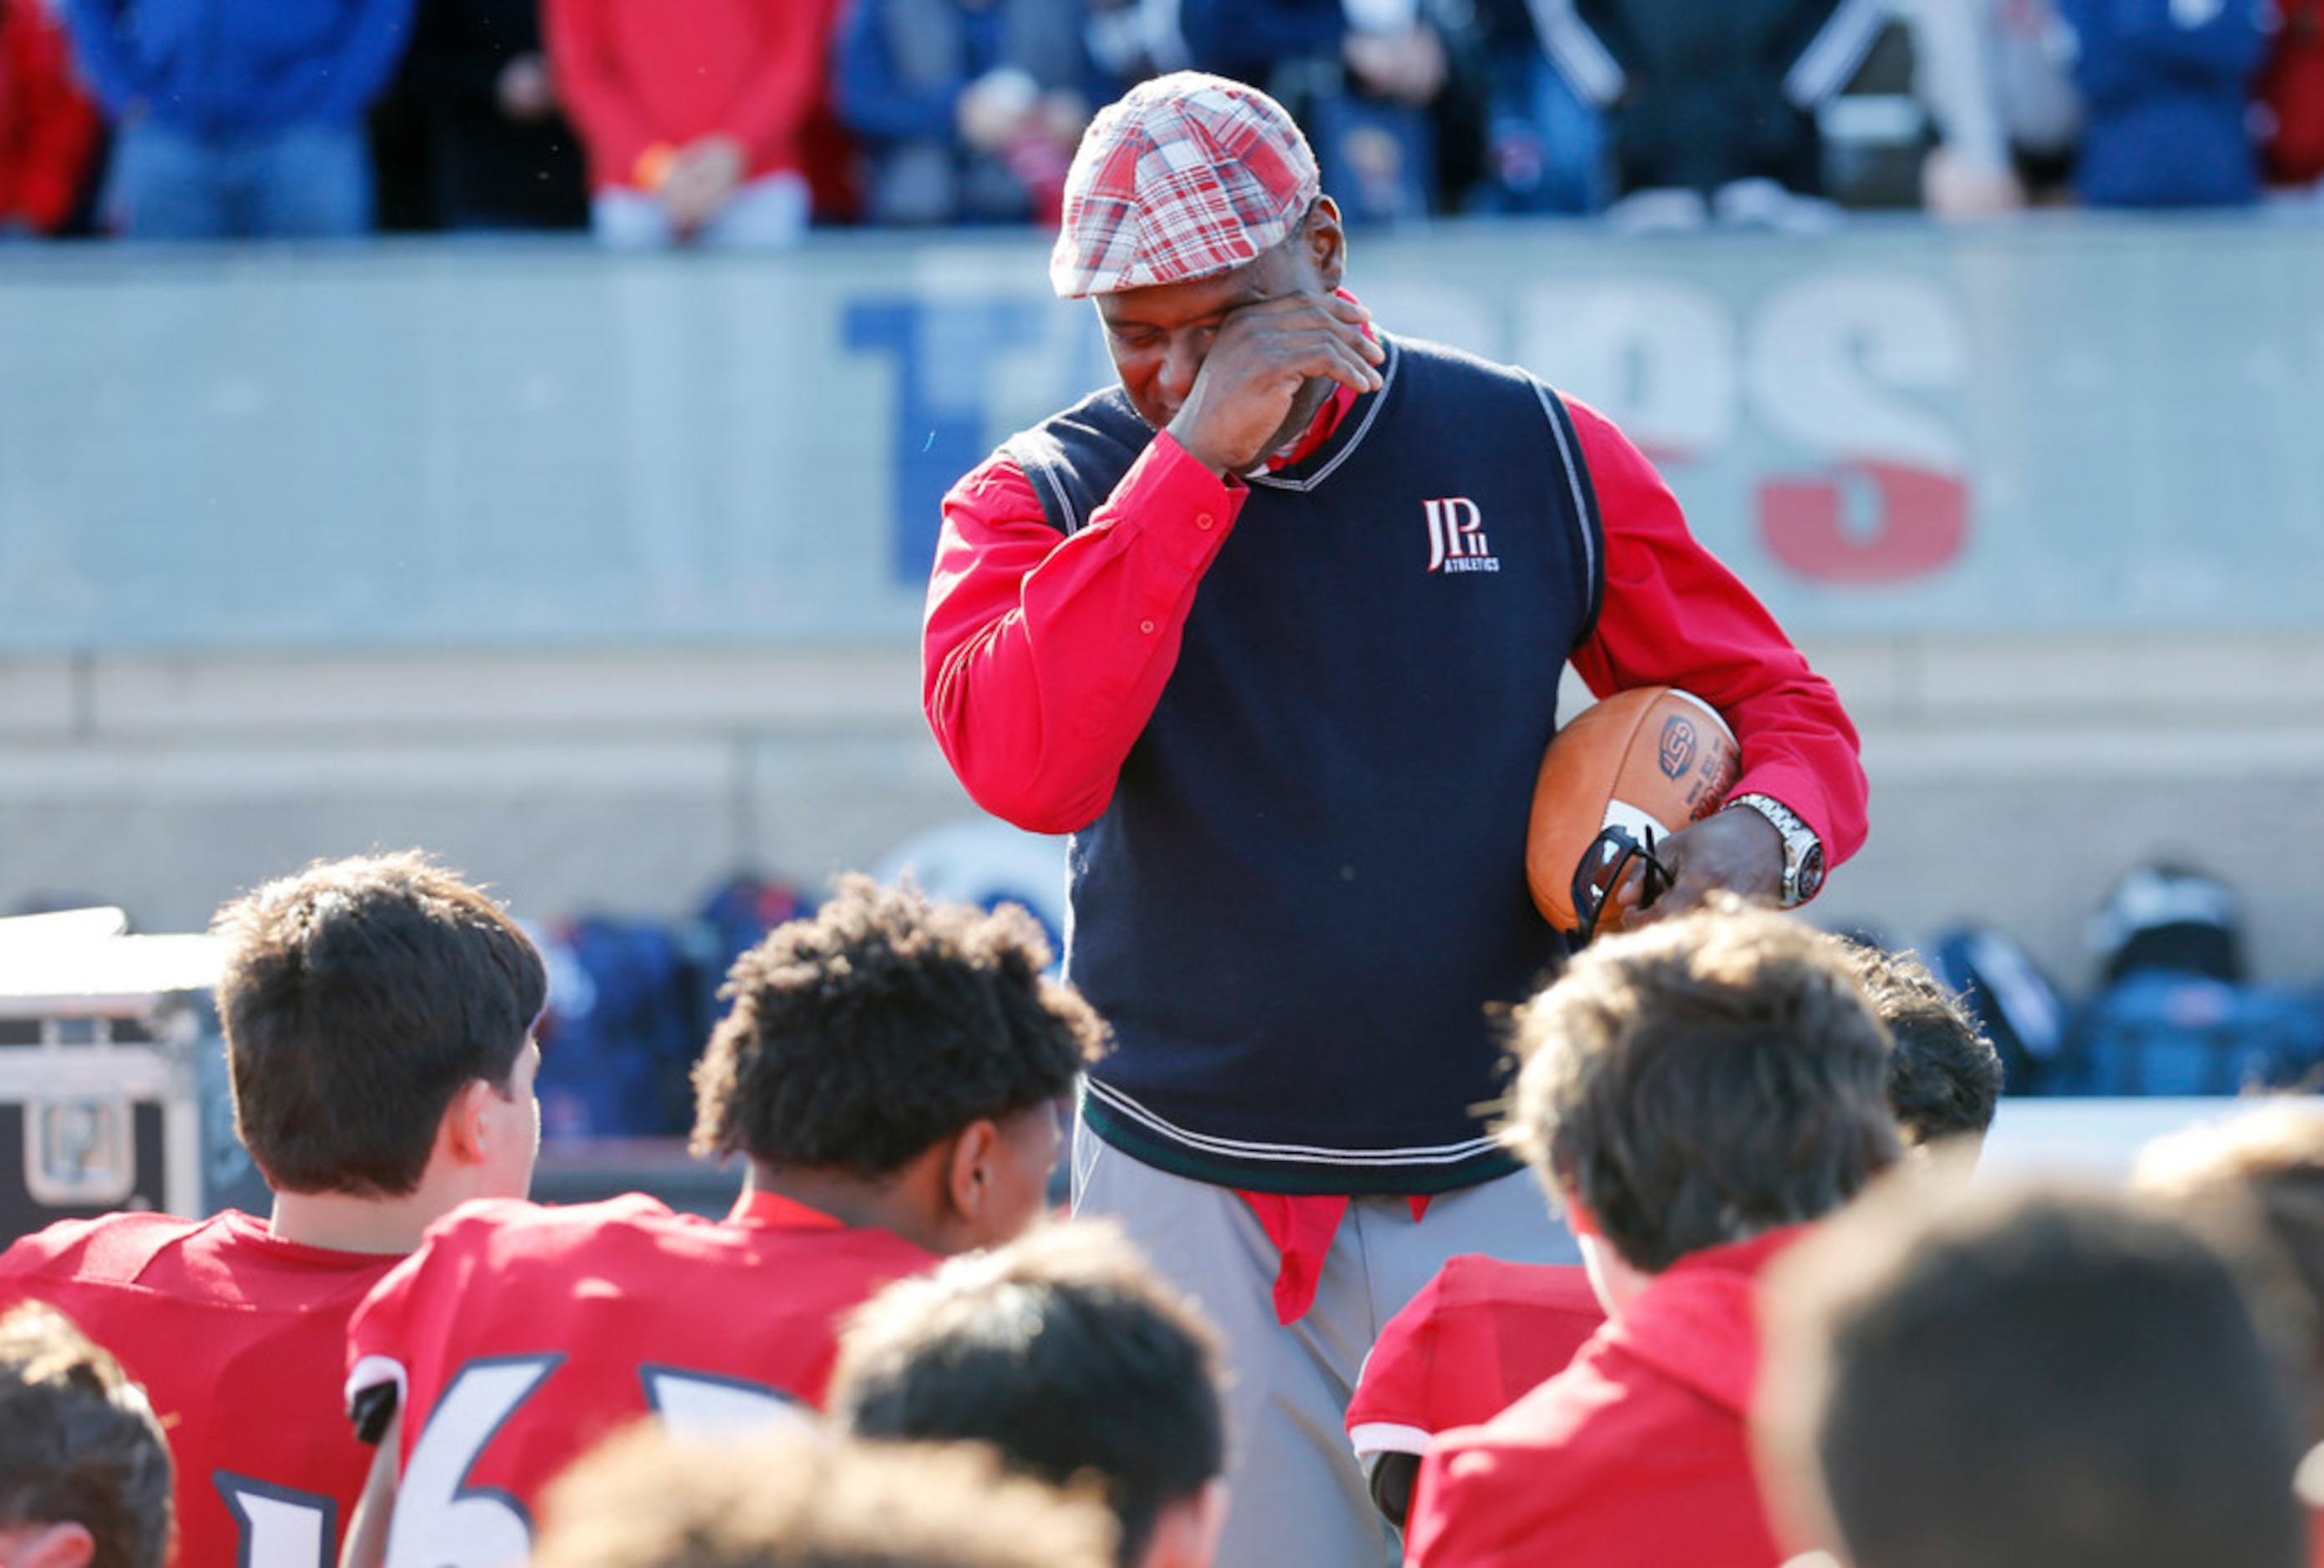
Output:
top-left (665, 135), bottom-right (746, 234)
top-left (1600, 807), bottom-right (1781, 933)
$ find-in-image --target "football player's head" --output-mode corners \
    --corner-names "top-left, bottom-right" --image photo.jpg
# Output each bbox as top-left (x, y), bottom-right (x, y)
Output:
top-left (215, 851), bottom-right (544, 1200)
top-left (1506, 897), bottom-right (1900, 1282)
top-left (1759, 1182), bottom-right (2306, 1568)
top-left (2134, 1098), bottom-right (2324, 1442)
top-left (690, 877), bottom-right (1103, 1252)
top-left (1828, 937), bottom-right (2003, 1156)
top-left (533, 1427), bottom-right (1118, 1568)
top-left (832, 1222), bottom-right (1229, 1568)
top-left (0, 1302), bottom-right (174, 1568)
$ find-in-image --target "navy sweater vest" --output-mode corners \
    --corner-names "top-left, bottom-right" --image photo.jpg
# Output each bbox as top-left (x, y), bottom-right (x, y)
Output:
top-left (1007, 336), bottom-right (1604, 1192)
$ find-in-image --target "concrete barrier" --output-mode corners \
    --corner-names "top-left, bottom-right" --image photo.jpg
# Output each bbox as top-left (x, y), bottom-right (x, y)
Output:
top-left (2, 220), bottom-right (2320, 988)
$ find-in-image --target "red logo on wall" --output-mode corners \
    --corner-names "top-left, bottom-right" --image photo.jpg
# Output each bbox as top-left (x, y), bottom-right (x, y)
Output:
top-left (1758, 460), bottom-right (1968, 584)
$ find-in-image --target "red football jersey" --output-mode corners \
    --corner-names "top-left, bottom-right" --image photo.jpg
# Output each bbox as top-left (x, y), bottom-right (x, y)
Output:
top-left (0, 1209), bottom-right (403, 1568)
top-left (1405, 1232), bottom-right (1800, 1568)
top-left (1348, 1255), bottom-right (1605, 1463)
top-left (347, 1190), bottom-right (934, 1562)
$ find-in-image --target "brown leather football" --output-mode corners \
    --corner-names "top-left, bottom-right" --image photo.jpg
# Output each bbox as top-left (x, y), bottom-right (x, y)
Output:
top-left (1527, 686), bottom-right (1742, 934)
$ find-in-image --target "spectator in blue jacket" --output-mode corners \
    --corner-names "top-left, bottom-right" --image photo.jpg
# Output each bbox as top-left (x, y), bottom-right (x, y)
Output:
top-left (66, 0), bottom-right (416, 237)
top-left (835, 0), bottom-right (1096, 226)
top-left (2058, 0), bottom-right (2268, 206)
top-left (1176, 0), bottom-right (1480, 221)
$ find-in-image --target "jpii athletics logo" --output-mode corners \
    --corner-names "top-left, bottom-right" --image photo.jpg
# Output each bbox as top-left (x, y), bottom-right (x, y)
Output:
top-left (1424, 498), bottom-right (1499, 573)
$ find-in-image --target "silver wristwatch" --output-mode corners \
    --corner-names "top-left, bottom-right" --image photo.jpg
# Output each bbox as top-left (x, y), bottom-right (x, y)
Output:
top-left (1723, 793), bottom-right (1826, 908)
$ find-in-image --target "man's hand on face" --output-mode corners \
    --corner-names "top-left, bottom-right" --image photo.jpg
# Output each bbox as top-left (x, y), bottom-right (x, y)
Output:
top-left (1165, 292), bottom-right (1385, 477)
top-left (1598, 806), bottom-right (1783, 933)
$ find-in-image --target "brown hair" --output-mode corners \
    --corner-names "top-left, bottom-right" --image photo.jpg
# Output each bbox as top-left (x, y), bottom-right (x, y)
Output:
top-left (691, 878), bottom-right (1104, 1176)
top-left (2134, 1099), bottom-right (2324, 1439)
top-left (1831, 938), bottom-right (2004, 1146)
top-left (1507, 898), bottom-right (1899, 1273)
top-left (215, 851), bottom-right (544, 1195)
top-left (833, 1222), bottom-right (1224, 1565)
top-left (0, 1302), bottom-right (174, 1568)
top-left (530, 1427), bottom-right (1119, 1568)
top-left (1761, 1180), bottom-right (2306, 1568)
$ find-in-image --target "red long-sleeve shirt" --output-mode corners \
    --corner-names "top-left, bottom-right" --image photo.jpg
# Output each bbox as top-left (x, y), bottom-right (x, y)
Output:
top-left (1404, 1229), bottom-right (1804, 1568)
top-left (541, 0), bottom-right (825, 192)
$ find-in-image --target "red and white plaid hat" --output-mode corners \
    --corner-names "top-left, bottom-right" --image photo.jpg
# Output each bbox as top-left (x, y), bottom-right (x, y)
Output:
top-left (1051, 72), bottom-right (1322, 299)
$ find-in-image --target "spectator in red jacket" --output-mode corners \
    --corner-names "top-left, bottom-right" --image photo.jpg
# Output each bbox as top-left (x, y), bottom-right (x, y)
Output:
top-left (0, 0), bottom-right (99, 236)
top-left (541, 0), bottom-right (833, 247)
top-left (1404, 899), bottom-right (1901, 1568)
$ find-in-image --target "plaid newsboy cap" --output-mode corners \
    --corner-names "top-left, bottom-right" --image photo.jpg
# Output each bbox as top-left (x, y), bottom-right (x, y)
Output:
top-left (1050, 71), bottom-right (1322, 299)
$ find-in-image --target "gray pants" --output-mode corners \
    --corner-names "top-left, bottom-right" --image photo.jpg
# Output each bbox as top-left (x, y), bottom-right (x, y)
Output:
top-left (1071, 1114), bottom-right (1581, 1568)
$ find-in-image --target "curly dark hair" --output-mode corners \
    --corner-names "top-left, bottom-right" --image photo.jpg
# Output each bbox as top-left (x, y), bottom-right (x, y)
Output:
top-left (1832, 938), bottom-right (2004, 1147)
top-left (0, 1302), bottom-right (174, 1568)
top-left (833, 1222), bottom-right (1224, 1566)
top-left (1508, 897), bottom-right (1901, 1274)
top-left (691, 878), bottom-right (1106, 1176)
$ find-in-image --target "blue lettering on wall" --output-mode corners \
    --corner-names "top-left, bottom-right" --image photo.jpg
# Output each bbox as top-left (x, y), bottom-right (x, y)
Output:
top-left (844, 296), bottom-right (1050, 585)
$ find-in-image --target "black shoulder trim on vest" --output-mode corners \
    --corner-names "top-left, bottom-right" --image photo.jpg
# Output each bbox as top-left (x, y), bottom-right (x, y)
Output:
top-left (1002, 387), bottom-right (1148, 537)
top-left (1005, 426), bottom-right (1081, 537)
top-left (1535, 382), bottom-right (1606, 649)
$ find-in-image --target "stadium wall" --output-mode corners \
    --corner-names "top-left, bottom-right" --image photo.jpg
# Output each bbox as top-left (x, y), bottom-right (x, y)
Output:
top-left (1, 219), bottom-right (2319, 990)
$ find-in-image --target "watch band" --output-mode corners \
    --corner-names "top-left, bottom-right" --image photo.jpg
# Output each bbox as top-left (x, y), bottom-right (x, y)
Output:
top-left (1723, 793), bottom-right (1825, 908)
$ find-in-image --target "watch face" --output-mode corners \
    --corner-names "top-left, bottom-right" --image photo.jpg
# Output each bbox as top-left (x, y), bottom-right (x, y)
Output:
top-left (1795, 844), bottom-right (1827, 903)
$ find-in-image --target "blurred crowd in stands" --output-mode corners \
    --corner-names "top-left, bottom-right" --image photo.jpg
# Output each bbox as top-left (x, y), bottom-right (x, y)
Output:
top-left (2, 0), bottom-right (2321, 244)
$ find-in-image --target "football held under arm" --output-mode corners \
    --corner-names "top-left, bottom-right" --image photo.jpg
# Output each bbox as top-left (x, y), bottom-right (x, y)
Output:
top-left (1560, 395), bottom-right (1868, 908)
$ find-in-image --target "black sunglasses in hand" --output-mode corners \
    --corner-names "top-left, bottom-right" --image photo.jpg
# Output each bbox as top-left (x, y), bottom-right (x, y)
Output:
top-left (1571, 824), bottom-right (1673, 946)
